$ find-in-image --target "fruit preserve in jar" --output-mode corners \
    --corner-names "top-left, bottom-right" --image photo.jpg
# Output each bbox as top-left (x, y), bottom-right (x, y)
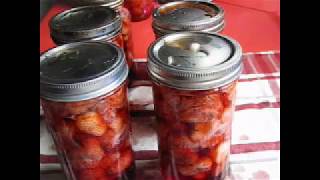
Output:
top-left (124, 0), bottom-right (154, 22)
top-left (49, 5), bottom-right (132, 69)
top-left (40, 42), bottom-right (135, 180)
top-left (152, 1), bottom-right (225, 38)
top-left (116, 3), bottom-right (135, 68)
top-left (102, 0), bottom-right (135, 68)
top-left (147, 32), bottom-right (242, 180)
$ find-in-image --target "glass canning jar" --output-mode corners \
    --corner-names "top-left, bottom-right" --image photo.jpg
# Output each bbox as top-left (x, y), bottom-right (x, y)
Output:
top-left (50, 4), bottom-right (133, 68)
top-left (156, 0), bottom-right (213, 4)
top-left (147, 32), bottom-right (242, 180)
top-left (152, 1), bottom-right (225, 38)
top-left (40, 42), bottom-right (135, 180)
top-left (101, 0), bottom-right (135, 68)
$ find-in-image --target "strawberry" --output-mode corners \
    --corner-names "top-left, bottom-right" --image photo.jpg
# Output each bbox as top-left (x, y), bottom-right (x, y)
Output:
top-left (196, 157), bottom-right (213, 171)
top-left (170, 134), bottom-right (200, 149)
top-left (180, 103), bottom-right (224, 123)
top-left (70, 138), bottom-right (105, 170)
top-left (163, 175), bottom-right (175, 180)
top-left (64, 99), bottom-right (97, 116)
top-left (177, 157), bottom-right (212, 176)
top-left (43, 101), bottom-right (69, 118)
top-left (119, 137), bottom-right (132, 152)
top-left (99, 151), bottom-right (121, 170)
top-left (99, 107), bottom-right (128, 134)
top-left (75, 112), bottom-right (107, 136)
top-left (210, 141), bottom-right (230, 164)
top-left (189, 122), bottom-right (218, 142)
top-left (108, 149), bottom-right (133, 175)
top-left (221, 107), bottom-right (233, 124)
top-left (76, 168), bottom-right (105, 180)
top-left (154, 87), bottom-right (181, 122)
top-left (95, 97), bottom-right (109, 115)
top-left (221, 82), bottom-right (237, 108)
top-left (177, 164), bottom-right (197, 176)
top-left (204, 134), bottom-right (225, 149)
top-left (172, 148), bottom-right (199, 166)
top-left (126, 0), bottom-right (154, 21)
top-left (96, 177), bottom-right (116, 180)
top-left (211, 162), bottom-right (226, 177)
top-left (106, 86), bottom-right (126, 108)
top-left (192, 172), bottom-right (209, 180)
top-left (82, 138), bottom-right (105, 157)
top-left (106, 116), bottom-right (125, 133)
top-left (55, 120), bottom-right (78, 151)
top-left (158, 123), bottom-right (170, 150)
top-left (98, 126), bottom-right (127, 151)
top-left (226, 82), bottom-right (237, 97)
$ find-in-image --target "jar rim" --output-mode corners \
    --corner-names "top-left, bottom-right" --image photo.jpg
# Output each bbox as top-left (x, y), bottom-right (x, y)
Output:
top-left (153, 1), bottom-right (225, 34)
top-left (147, 32), bottom-right (242, 90)
top-left (50, 5), bottom-right (122, 43)
top-left (40, 41), bottom-right (128, 102)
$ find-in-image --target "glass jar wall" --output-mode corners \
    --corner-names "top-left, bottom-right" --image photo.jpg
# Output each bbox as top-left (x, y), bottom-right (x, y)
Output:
top-left (40, 42), bottom-right (135, 180)
top-left (148, 32), bottom-right (242, 180)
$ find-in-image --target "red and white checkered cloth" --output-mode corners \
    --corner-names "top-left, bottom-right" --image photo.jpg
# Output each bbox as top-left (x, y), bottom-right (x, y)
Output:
top-left (40, 51), bottom-right (280, 179)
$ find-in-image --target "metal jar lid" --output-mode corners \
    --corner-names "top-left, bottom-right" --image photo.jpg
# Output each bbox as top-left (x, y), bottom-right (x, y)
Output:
top-left (40, 42), bottom-right (128, 102)
top-left (147, 32), bottom-right (242, 90)
top-left (152, 1), bottom-right (225, 36)
top-left (50, 5), bottom-right (122, 44)
top-left (65, 0), bottom-right (124, 9)
top-left (157, 0), bottom-right (213, 4)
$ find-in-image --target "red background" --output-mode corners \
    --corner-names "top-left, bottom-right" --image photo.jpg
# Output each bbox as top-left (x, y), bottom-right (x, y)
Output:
top-left (40, 0), bottom-right (280, 58)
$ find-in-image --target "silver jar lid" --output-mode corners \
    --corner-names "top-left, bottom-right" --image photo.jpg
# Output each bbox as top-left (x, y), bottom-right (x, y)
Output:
top-left (147, 32), bottom-right (242, 90)
top-left (152, 1), bottom-right (225, 36)
top-left (40, 42), bottom-right (128, 102)
top-left (65, 0), bottom-right (124, 9)
top-left (157, 0), bottom-right (213, 4)
top-left (50, 5), bottom-right (122, 44)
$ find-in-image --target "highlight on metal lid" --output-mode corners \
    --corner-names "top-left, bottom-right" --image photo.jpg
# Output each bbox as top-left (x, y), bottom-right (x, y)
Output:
top-left (40, 41), bottom-right (128, 102)
top-left (147, 32), bottom-right (242, 90)
top-left (152, 1), bottom-right (225, 36)
top-left (157, 0), bottom-right (213, 4)
top-left (50, 5), bottom-right (122, 44)
top-left (64, 0), bottom-right (124, 8)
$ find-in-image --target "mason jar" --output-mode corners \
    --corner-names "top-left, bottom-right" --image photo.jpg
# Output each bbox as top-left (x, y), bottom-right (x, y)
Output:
top-left (152, 1), bottom-right (225, 38)
top-left (49, 6), bottom-right (127, 65)
top-left (147, 32), bottom-right (242, 180)
top-left (157, 0), bottom-right (212, 4)
top-left (40, 42), bottom-right (135, 180)
top-left (102, 0), bottom-right (135, 68)
top-left (124, 0), bottom-right (154, 21)
top-left (71, 0), bottom-right (135, 68)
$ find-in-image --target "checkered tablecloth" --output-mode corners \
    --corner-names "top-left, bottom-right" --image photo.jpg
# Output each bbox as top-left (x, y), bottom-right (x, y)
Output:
top-left (40, 51), bottom-right (280, 179)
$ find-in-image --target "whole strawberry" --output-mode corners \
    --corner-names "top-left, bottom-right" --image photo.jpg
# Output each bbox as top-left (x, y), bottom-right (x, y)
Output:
top-left (70, 138), bottom-right (105, 170)
top-left (75, 112), bottom-right (107, 136)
